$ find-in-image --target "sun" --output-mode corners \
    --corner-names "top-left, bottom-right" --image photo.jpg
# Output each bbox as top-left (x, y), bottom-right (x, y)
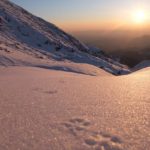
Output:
top-left (133, 10), bottom-right (146, 23)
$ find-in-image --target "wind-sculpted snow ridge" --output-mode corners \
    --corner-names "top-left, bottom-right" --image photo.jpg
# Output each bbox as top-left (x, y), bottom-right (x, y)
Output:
top-left (0, 0), bottom-right (130, 75)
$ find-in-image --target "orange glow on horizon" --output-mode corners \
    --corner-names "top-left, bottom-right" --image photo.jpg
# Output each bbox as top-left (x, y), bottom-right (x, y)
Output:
top-left (50, 8), bottom-right (150, 32)
top-left (53, 19), bottom-right (150, 32)
top-left (53, 19), bottom-right (127, 31)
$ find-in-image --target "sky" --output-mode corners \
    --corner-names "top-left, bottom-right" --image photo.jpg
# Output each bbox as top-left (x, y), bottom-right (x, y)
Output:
top-left (10, 0), bottom-right (150, 31)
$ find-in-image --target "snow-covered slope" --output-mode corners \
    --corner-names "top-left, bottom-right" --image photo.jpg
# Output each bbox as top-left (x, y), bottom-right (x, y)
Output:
top-left (0, 1), bottom-right (149, 149)
top-left (0, 66), bottom-right (149, 150)
top-left (0, 0), bottom-right (130, 75)
top-left (132, 60), bottom-right (150, 71)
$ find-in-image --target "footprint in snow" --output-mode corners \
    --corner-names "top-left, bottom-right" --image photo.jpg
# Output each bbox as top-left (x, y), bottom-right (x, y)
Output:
top-left (62, 118), bottom-right (124, 150)
top-left (63, 118), bottom-right (91, 136)
top-left (33, 88), bottom-right (57, 95)
top-left (44, 90), bottom-right (57, 94)
top-left (84, 131), bottom-right (123, 150)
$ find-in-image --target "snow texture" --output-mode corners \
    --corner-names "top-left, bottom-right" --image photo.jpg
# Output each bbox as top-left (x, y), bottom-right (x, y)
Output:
top-left (0, 1), bottom-right (149, 150)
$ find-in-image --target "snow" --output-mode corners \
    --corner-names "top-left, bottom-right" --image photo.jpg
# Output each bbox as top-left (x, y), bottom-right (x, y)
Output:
top-left (0, 66), bottom-right (149, 150)
top-left (132, 60), bottom-right (150, 71)
top-left (0, 0), bottom-right (149, 150)
top-left (0, 0), bottom-right (130, 75)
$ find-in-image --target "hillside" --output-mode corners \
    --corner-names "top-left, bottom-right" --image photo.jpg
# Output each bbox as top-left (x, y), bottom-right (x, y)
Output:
top-left (132, 60), bottom-right (150, 71)
top-left (0, 0), bottom-right (130, 75)
top-left (0, 1), bottom-right (150, 150)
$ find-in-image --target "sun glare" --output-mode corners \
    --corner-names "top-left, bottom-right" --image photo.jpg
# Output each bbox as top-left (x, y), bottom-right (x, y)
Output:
top-left (133, 10), bottom-right (146, 24)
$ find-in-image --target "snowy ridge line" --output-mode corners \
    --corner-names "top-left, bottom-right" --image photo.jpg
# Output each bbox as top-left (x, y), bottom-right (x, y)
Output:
top-left (0, 0), bottom-right (130, 75)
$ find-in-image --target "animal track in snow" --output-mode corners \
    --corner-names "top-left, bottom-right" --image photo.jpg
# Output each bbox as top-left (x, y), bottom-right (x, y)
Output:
top-left (63, 118), bottom-right (124, 150)
top-left (33, 88), bottom-right (57, 95)
top-left (44, 90), bottom-right (57, 94)
top-left (84, 131), bottom-right (123, 150)
top-left (63, 118), bottom-right (91, 136)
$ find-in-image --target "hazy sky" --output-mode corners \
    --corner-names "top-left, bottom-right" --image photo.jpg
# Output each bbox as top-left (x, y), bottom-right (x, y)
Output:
top-left (11, 0), bottom-right (150, 31)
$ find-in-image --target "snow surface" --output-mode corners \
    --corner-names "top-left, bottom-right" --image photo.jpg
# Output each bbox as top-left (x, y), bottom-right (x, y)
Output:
top-left (132, 60), bottom-right (150, 72)
top-left (0, 0), bottom-right (130, 75)
top-left (0, 66), bottom-right (150, 150)
top-left (0, 1), bottom-right (149, 150)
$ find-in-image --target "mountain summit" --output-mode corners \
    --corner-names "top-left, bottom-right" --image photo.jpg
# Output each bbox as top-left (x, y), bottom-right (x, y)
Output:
top-left (0, 0), bottom-right (129, 75)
